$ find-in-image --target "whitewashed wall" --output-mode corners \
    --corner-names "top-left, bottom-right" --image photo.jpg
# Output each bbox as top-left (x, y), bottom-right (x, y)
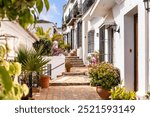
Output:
top-left (112, 0), bottom-right (148, 97)
top-left (44, 55), bottom-right (65, 79)
top-left (0, 20), bottom-right (36, 60)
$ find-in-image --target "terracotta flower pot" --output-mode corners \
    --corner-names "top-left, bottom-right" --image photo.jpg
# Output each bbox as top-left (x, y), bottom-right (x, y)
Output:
top-left (96, 86), bottom-right (111, 100)
top-left (66, 68), bottom-right (71, 72)
top-left (40, 75), bottom-right (50, 88)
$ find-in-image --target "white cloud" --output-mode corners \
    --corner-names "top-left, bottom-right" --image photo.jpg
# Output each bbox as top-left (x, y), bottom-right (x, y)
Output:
top-left (39, 3), bottom-right (60, 21)
top-left (50, 3), bottom-right (60, 16)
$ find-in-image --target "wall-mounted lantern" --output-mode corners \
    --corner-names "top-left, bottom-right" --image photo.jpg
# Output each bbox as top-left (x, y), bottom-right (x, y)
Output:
top-left (112, 24), bottom-right (120, 33)
top-left (144, 0), bottom-right (150, 12)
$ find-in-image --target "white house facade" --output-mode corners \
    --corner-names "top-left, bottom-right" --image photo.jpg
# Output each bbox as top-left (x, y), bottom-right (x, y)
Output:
top-left (29, 20), bottom-right (61, 37)
top-left (63, 0), bottom-right (150, 98)
top-left (0, 19), bottom-right (37, 60)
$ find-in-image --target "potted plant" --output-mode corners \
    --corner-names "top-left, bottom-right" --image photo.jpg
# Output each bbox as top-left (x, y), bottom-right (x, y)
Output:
top-left (39, 75), bottom-right (50, 88)
top-left (89, 62), bottom-right (120, 99)
top-left (65, 61), bottom-right (72, 72)
top-left (16, 48), bottom-right (49, 97)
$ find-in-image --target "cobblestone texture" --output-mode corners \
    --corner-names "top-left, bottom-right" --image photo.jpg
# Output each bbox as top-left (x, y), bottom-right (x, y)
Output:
top-left (33, 86), bottom-right (100, 100)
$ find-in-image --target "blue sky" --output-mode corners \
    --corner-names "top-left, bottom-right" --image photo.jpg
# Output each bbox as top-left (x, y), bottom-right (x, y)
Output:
top-left (39, 0), bottom-right (68, 27)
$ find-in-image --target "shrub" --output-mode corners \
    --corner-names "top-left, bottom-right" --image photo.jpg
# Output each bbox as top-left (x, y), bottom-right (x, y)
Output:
top-left (89, 62), bottom-right (120, 90)
top-left (33, 39), bottom-right (52, 56)
top-left (110, 85), bottom-right (136, 100)
top-left (145, 91), bottom-right (150, 100)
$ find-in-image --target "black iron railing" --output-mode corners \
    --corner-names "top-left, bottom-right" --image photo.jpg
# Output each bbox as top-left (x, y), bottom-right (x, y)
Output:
top-left (82, 0), bottom-right (95, 14)
top-left (66, 3), bottom-right (82, 24)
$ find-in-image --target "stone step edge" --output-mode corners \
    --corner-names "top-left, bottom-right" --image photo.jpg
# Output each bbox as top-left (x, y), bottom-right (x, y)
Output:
top-left (62, 72), bottom-right (86, 75)
top-left (49, 82), bottom-right (90, 86)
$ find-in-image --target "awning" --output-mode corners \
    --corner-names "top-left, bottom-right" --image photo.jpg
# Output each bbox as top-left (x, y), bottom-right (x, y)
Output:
top-left (90, 0), bottom-right (116, 17)
top-left (99, 10), bottom-right (115, 28)
top-left (103, 10), bottom-right (115, 25)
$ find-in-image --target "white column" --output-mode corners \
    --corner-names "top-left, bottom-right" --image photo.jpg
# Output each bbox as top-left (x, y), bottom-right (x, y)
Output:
top-left (137, 3), bottom-right (149, 97)
top-left (105, 29), bottom-right (109, 62)
top-left (82, 21), bottom-right (88, 65)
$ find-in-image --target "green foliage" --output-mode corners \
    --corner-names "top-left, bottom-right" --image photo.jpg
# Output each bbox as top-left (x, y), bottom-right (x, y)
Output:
top-left (145, 91), bottom-right (150, 100)
top-left (0, 44), bottom-right (21, 77)
top-left (34, 27), bottom-right (70, 56)
top-left (0, 0), bottom-right (50, 28)
top-left (16, 47), bottom-right (49, 73)
top-left (0, 44), bottom-right (6, 61)
top-left (0, 66), bottom-right (29, 100)
top-left (0, 66), bottom-right (13, 92)
top-left (110, 85), bottom-right (136, 100)
top-left (35, 27), bottom-right (51, 39)
top-left (33, 39), bottom-right (52, 56)
top-left (89, 62), bottom-right (120, 90)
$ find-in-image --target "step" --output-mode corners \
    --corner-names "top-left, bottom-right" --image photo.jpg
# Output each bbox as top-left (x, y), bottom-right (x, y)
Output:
top-left (71, 65), bottom-right (85, 67)
top-left (66, 56), bottom-right (79, 59)
top-left (70, 62), bottom-right (84, 65)
top-left (62, 72), bottom-right (86, 76)
top-left (50, 75), bottom-right (90, 86)
top-left (65, 59), bottom-right (83, 61)
top-left (50, 82), bottom-right (90, 86)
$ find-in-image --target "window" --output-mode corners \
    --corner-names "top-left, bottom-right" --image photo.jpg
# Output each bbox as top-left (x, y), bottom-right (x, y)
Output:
top-left (77, 21), bottom-right (82, 48)
top-left (71, 29), bottom-right (74, 49)
top-left (99, 26), bottom-right (113, 63)
top-left (88, 30), bottom-right (94, 53)
top-left (67, 32), bottom-right (71, 49)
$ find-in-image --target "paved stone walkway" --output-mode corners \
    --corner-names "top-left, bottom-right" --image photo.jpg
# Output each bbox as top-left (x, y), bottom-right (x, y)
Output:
top-left (50, 75), bottom-right (90, 86)
top-left (33, 86), bottom-right (100, 100)
top-left (33, 67), bottom-right (100, 100)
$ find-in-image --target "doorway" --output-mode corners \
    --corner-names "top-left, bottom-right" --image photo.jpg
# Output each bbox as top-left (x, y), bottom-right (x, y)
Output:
top-left (134, 14), bottom-right (138, 91)
top-left (124, 6), bottom-right (138, 91)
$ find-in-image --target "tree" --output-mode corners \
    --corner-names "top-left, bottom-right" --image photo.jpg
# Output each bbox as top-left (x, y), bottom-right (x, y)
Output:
top-left (0, 0), bottom-right (50, 28)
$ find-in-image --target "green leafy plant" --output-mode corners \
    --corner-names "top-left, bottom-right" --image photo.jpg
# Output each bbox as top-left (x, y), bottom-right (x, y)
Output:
top-left (35, 27), bottom-right (51, 39)
top-left (0, 0), bottom-right (50, 28)
top-left (145, 91), bottom-right (150, 100)
top-left (33, 27), bottom-right (70, 56)
top-left (65, 61), bottom-right (72, 72)
top-left (89, 62), bottom-right (120, 90)
top-left (16, 47), bottom-right (49, 73)
top-left (110, 85), bottom-right (136, 100)
top-left (0, 44), bottom-right (6, 61)
top-left (33, 39), bottom-right (52, 56)
top-left (0, 44), bottom-right (22, 82)
top-left (0, 66), bottom-right (29, 100)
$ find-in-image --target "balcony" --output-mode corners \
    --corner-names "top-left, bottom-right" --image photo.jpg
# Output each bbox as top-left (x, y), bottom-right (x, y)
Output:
top-left (82, 0), bottom-right (95, 14)
top-left (65, 3), bottom-right (82, 26)
top-left (70, 0), bottom-right (75, 3)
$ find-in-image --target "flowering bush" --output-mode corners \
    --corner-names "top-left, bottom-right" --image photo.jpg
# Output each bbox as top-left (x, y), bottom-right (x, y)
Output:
top-left (87, 51), bottom-right (99, 65)
top-left (89, 62), bottom-right (120, 90)
top-left (33, 27), bottom-right (70, 56)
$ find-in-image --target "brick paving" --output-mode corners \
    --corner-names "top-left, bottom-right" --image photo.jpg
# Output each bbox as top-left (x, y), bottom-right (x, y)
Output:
top-left (33, 86), bottom-right (100, 100)
top-left (33, 67), bottom-right (100, 100)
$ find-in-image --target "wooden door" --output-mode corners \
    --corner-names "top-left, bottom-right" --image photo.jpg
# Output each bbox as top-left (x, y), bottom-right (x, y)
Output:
top-left (134, 14), bottom-right (138, 91)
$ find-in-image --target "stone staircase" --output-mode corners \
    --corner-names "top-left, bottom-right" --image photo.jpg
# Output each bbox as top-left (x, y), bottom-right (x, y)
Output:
top-left (65, 56), bottom-right (85, 67)
top-left (50, 67), bottom-right (90, 86)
